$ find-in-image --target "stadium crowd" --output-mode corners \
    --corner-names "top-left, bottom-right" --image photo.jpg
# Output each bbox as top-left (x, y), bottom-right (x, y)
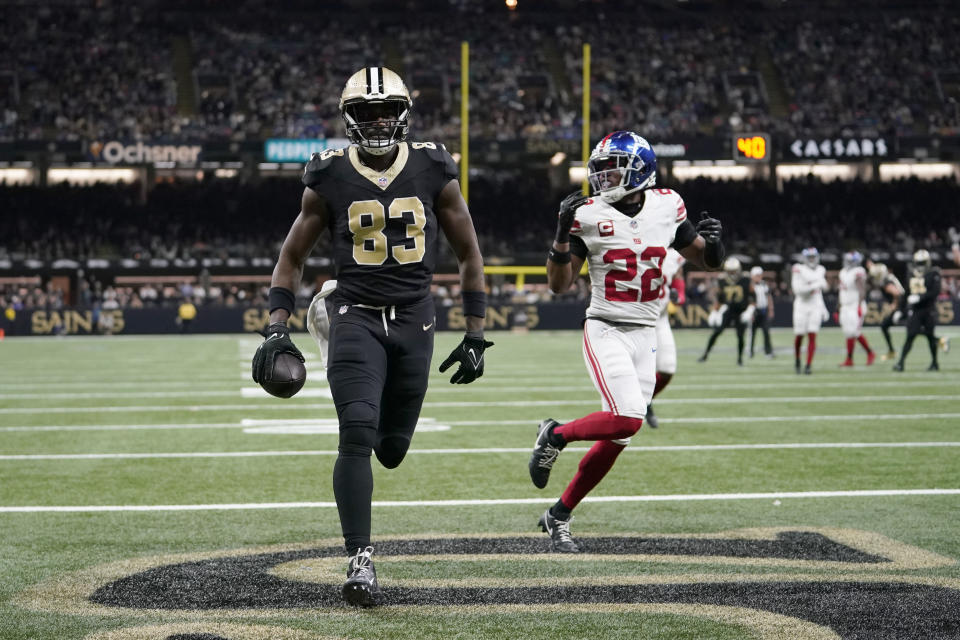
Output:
top-left (3, 2), bottom-right (959, 142)
top-left (3, 177), bottom-right (958, 264)
top-left (2, 175), bottom-right (959, 311)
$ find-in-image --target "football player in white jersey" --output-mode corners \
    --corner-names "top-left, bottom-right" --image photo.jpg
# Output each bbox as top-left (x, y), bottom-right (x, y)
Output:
top-left (837, 251), bottom-right (875, 367)
top-left (791, 247), bottom-right (828, 374)
top-left (645, 249), bottom-right (686, 429)
top-left (527, 131), bottom-right (725, 552)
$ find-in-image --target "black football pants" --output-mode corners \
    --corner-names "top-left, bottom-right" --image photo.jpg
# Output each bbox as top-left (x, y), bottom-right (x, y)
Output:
top-left (703, 307), bottom-right (747, 362)
top-left (897, 309), bottom-right (938, 367)
top-left (326, 294), bottom-right (435, 553)
top-left (750, 307), bottom-right (773, 356)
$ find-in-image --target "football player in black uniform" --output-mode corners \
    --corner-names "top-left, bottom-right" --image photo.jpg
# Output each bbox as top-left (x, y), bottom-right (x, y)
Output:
top-left (252, 67), bottom-right (491, 607)
top-left (893, 250), bottom-right (944, 371)
top-left (867, 262), bottom-right (904, 360)
top-left (697, 257), bottom-right (755, 366)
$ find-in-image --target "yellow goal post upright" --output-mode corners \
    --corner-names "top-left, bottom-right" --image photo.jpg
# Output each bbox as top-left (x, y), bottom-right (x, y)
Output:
top-left (460, 40), bottom-right (469, 204)
top-left (582, 42), bottom-right (591, 196)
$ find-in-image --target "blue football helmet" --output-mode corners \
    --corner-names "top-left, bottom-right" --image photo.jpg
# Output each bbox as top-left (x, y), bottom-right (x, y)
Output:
top-left (801, 247), bottom-right (820, 266)
top-left (587, 131), bottom-right (657, 203)
top-left (842, 251), bottom-right (862, 268)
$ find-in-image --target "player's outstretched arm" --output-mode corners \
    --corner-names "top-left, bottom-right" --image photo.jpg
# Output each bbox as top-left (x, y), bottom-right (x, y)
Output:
top-left (436, 179), bottom-right (492, 384)
top-left (268, 187), bottom-right (329, 325)
top-left (547, 190), bottom-right (588, 293)
top-left (252, 187), bottom-right (328, 385)
top-left (678, 211), bottom-right (724, 270)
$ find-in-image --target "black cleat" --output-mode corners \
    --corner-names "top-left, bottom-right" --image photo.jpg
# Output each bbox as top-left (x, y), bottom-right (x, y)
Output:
top-left (645, 405), bottom-right (658, 429)
top-left (892, 362), bottom-right (904, 372)
top-left (927, 362), bottom-right (940, 371)
top-left (529, 419), bottom-right (564, 489)
top-left (538, 509), bottom-right (582, 553)
top-left (342, 546), bottom-right (381, 607)
top-left (803, 364), bottom-right (812, 375)
top-left (697, 354), bottom-right (708, 363)
top-left (795, 358), bottom-right (801, 374)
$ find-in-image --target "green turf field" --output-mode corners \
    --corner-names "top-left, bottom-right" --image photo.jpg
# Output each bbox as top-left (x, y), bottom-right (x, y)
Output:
top-left (1, 327), bottom-right (958, 639)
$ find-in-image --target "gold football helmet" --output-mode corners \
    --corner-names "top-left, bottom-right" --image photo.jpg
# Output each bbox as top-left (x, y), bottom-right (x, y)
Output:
top-left (340, 66), bottom-right (412, 156)
top-left (912, 249), bottom-right (932, 276)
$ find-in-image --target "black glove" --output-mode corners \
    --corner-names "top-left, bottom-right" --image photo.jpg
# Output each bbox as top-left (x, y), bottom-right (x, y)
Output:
top-left (669, 288), bottom-right (680, 304)
top-left (439, 334), bottom-right (494, 384)
top-left (251, 322), bottom-right (304, 384)
top-left (697, 211), bottom-right (725, 268)
top-left (556, 190), bottom-right (590, 243)
top-left (696, 211), bottom-right (722, 244)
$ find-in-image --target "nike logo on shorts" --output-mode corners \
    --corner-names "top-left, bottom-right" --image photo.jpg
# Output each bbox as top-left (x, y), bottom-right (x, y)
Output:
top-left (422, 322), bottom-right (433, 331)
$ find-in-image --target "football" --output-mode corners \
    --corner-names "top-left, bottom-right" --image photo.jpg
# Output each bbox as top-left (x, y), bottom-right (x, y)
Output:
top-left (260, 352), bottom-right (307, 398)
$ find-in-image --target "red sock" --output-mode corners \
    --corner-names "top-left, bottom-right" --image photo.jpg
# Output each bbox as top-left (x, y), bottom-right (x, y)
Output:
top-left (857, 335), bottom-right (872, 353)
top-left (806, 332), bottom-right (817, 366)
top-left (652, 372), bottom-right (672, 398)
top-left (794, 335), bottom-right (803, 359)
top-left (554, 411), bottom-right (643, 443)
top-left (560, 440), bottom-right (626, 510)
top-left (846, 338), bottom-right (855, 359)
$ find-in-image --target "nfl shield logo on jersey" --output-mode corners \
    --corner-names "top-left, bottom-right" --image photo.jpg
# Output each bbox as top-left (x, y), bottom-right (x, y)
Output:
top-left (378, 176), bottom-right (389, 187)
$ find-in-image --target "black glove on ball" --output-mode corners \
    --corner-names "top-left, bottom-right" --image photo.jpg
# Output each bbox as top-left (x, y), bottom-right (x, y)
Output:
top-left (252, 323), bottom-right (305, 384)
top-left (439, 334), bottom-right (494, 384)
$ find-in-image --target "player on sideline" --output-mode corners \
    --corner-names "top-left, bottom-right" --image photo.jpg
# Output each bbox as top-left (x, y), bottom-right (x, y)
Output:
top-left (528, 131), bottom-right (724, 552)
top-left (748, 266), bottom-right (774, 358)
top-left (837, 251), bottom-right (875, 367)
top-left (791, 247), bottom-right (827, 375)
top-left (697, 257), bottom-right (754, 366)
top-left (868, 262), bottom-right (904, 361)
top-left (251, 67), bottom-right (491, 606)
top-left (894, 249), bottom-right (947, 371)
top-left (645, 248), bottom-right (686, 429)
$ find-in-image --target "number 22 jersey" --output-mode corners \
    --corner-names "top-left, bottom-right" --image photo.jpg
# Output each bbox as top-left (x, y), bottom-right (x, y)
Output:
top-left (569, 188), bottom-right (696, 326)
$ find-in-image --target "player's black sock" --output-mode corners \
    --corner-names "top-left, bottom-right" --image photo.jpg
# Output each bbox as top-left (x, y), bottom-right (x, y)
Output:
top-left (900, 333), bottom-right (916, 363)
top-left (548, 425), bottom-right (566, 448)
top-left (882, 326), bottom-right (894, 352)
top-left (927, 334), bottom-right (938, 366)
top-left (550, 499), bottom-right (572, 521)
top-left (334, 448), bottom-right (374, 553)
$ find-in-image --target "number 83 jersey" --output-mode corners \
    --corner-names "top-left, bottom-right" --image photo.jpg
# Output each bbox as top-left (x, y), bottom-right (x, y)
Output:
top-left (302, 141), bottom-right (459, 305)
top-left (570, 188), bottom-right (693, 326)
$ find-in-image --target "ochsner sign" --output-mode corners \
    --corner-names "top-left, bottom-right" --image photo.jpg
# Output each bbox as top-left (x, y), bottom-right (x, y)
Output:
top-left (89, 140), bottom-right (203, 165)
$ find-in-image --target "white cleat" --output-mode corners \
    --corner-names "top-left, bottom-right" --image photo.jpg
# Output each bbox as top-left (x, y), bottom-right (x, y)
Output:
top-left (307, 279), bottom-right (337, 367)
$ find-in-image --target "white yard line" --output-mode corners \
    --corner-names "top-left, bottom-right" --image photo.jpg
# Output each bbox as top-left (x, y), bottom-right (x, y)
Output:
top-left (1, 394), bottom-right (958, 414)
top-left (1, 379), bottom-right (955, 400)
top-left (4, 413), bottom-right (960, 432)
top-left (2, 488), bottom-right (958, 513)
top-left (2, 441), bottom-right (959, 461)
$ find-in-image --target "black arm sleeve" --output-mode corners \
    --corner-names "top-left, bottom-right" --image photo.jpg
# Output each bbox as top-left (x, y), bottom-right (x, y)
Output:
top-left (569, 235), bottom-right (588, 259)
top-left (671, 219), bottom-right (698, 250)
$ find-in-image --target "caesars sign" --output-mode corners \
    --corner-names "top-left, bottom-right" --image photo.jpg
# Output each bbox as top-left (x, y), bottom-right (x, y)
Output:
top-left (89, 140), bottom-right (203, 165)
top-left (788, 137), bottom-right (889, 159)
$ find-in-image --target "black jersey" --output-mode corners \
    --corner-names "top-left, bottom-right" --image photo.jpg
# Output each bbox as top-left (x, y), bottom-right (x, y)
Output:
top-left (302, 142), bottom-right (458, 306)
top-left (717, 275), bottom-right (753, 311)
top-left (906, 268), bottom-right (941, 312)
